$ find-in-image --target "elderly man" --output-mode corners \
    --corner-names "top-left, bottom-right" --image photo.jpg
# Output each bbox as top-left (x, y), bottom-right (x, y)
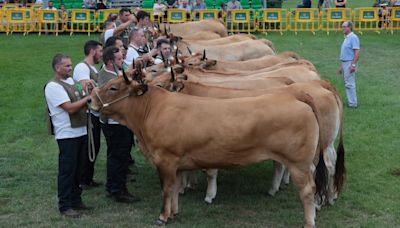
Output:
top-left (125, 28), bottom-right (158, 66)
top-left (45, 54), bottom-right (94, 218)
top-left (338, 21), bottom-right (360, 108)
top-left (98, 47), bottom-right (141, 203)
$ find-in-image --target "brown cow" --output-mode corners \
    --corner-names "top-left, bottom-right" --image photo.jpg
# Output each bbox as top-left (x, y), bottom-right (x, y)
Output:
top-left (91, 75), bottom-right (338, 228)
top-left (159, 20), bottom-right (228, 38)
top-left (149, 74), bottom-right (345, 205)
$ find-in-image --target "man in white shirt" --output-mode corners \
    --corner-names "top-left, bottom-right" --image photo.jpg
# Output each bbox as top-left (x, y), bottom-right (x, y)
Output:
top-left (45, 1), bottom-right (57, 10)
top-left (124, 28), bottom-right (158, 66)
top-left (45, 54), bottom-right (94, 218)
top-left (73, 40), bottom-right (103, 190)
top-left (102, 13), bottom-right (137, 45)
top-left (98, 47), bottom-right (141, 203)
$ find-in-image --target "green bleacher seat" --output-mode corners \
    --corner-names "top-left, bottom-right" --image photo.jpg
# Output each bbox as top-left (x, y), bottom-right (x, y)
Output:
top-left (240, 0), bottom-right (250, 9)
top-left (204, 0), bottom-right (216, 9)
top-left (142, 0), bottom-right (154, 9)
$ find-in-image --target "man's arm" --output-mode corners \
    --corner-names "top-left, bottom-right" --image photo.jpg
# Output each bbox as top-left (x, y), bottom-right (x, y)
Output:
top-left (113, 15), bottom-right (137, 37)
top-left (352, 49), bottom-right (360, 65)
top-left (60, 96), bottom-right (91, 115)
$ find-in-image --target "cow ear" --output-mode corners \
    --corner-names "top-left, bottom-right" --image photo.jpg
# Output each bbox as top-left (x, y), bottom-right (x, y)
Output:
top-left (130, 84), bottom-right (148, 96)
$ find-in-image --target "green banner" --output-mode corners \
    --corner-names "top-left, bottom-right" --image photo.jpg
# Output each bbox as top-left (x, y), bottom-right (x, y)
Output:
top-left (43, 12), bottom-right (55, 21)
top-left (171, 12), bottom-right (183, 21)
top-left (234, 12), bottom-right (247, 21)
top-left (331, 11), bottom-right (343, 20)
top-left (75, 12), bottom-right (87, 21)
top-left (298, 12), bottom-right (311, 20)
top-left (395, 9), bottom-right (400, 19)
top-left (362, 11), bottom-right (375, 19)
top-left (266, 12), bottom-right (279, 21)
top-left (11, 12), bottom-right (23, 21)
top-left (203, 12), bottom-right (215, 19)
top-left (26, 11), bottom-right (30, 19)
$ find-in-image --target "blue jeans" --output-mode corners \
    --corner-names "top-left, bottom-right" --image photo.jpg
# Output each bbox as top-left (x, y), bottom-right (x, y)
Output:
top-left (57, 135), bottom-right (87, 212)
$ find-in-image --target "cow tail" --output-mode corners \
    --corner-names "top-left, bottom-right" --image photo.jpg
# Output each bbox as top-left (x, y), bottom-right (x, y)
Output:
top-left (296, 91), bottom-right (328, 204)
top-left (314, 80), bottom-right (346, 194)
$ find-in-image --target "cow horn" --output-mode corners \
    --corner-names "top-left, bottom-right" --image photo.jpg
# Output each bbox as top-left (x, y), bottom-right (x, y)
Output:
top-left (121, 67), bottom-right (130, 84)
top-left (187, 47), bottom-right (192, 55)
top-left (164, 23), bottom-right (168, 36)
top-left (202, 49), bottom-right (206, 60)
top-left (170, 69), bottom-right (175, 82)
top-left (168, 25), bottom-right (171, 33)
top-left (175, 48), bottom-right (179, 62)
top-left (132, 58), bottom-right (135, 69)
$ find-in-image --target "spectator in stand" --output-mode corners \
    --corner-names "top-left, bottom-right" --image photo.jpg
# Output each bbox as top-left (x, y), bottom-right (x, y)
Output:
top-left (192, 0), bottom-right (206, 19)
top-left (166, 0), bottom-right (177, 8)
top-left (45, 1), bottom-right (57, 10)
top-left (227, 0), bottom-right (242, 9)
top-left (153, 0), bottom-right (167, 21)
top-left (391, 0), bottom-right (400, 6)
top-left (97, 0), bottom-right (107, 9)
top-left (178, 0), bottom-right (191, 14)
top-left (297, 0), bottom-right (312, 8)
top-left (334, 0), bottom-right (346, 8)
top-left (83, 0), bottom-right (96, 9)
top-left (35, 0), bottom-right (43, 4)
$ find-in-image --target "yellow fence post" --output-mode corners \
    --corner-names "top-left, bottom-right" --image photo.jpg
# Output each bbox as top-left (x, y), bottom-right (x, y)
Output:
top-left (0, 9), bottom-right (5, 33)
top-left (69, 9), bottom-right (94, 36)
top-left (353, 8), bottom-right (379, 35)
top-left (38, 9), bottom-right (60, 36)
top-left (167, 9), bottom-right (187, 23)
top-left (227, 9), bottom-right (252, 34)
top-left (258, 9), bottom-right (287, 35)
top-left (390, 7), bottom-right (400, 34)
top-left (293, 8), bottom-right (319, 35)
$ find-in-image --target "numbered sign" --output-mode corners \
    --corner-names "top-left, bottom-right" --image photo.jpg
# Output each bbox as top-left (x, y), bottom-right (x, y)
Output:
top-left (296, 10), bottom-right (314, 22)
top-left (327, 9), bottom-right (346, 22)
top-left (231, 10), bottom-right (250, 23)
top-left (40, 10), bottom-right (58, 23)
top-left (167, 9), bottom-right (186, 23)
top-left (72, 10), bottom-right (90, 22)
top-left (392, 8), bottom-right (400, 21)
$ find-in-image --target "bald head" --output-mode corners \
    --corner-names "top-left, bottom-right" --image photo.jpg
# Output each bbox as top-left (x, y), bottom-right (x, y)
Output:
top-left (342, 20), bottom-right (353, 35)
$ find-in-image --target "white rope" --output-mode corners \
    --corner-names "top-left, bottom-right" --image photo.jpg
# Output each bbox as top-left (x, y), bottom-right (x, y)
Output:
top-left (86, 86), bottom-right (96, 163)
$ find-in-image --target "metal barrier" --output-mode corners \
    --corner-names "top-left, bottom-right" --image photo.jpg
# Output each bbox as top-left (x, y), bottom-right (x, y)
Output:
top-left (257, 9), bottom-right (288, 35)
top-left (6, 9), bottom-right (32, 35)
top-left (37, 10), bottom-right (61, 36)
top-left (320, 8), bottom-right (352, 35)
top-left (2, 4), bottom-right (22, 10)
top-left (390, 7), bottom-right (400, 34)
top-left (68, 9), bottom-right (95, 36)
top-left (0, 9), bottom-right (5, 32)
top-left (353, 8), bottom-right (380, 34)
top-left (167, 9), bottom-right (188, 23)
top-left (290, 8), bottom-right (319, 35)
top-left (226, 9), bottom-right (256, 34)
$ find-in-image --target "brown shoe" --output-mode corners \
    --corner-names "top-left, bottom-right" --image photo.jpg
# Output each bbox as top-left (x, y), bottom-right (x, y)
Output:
top-left (60, 209), bottom-right (81, 218)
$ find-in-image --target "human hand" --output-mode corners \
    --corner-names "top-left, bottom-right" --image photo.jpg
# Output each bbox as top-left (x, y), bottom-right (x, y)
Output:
top-left (349, 65), bottom-right (356, 73)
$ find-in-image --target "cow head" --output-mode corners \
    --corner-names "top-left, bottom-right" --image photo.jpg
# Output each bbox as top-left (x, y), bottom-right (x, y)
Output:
top-left (90, 76), bottom-right (148, 115)
top-left (183, 53), bottom-right (217, 70)
top-left (146, 69), bottom-right (185, 92)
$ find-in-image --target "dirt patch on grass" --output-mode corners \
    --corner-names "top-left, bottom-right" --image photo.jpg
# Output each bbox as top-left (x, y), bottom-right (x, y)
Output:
top-left (390, 168), bottom-right (400, 176)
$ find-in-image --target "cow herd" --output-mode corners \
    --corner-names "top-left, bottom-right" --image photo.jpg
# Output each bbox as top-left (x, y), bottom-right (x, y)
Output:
top-left (90, 20), bottom-right (346, 228)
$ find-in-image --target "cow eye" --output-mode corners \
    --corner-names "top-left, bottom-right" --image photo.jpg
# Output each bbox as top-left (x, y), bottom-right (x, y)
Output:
top-left (110, 86), bottom-right (118, 91)
top-left (151, 69), bottom-right (157, 73)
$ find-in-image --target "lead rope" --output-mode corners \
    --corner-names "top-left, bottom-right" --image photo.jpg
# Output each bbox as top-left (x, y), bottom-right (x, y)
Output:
top-left (86, 85), bottom-right (96, 163)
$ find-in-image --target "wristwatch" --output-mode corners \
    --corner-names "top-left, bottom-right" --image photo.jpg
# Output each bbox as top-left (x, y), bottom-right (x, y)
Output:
top-left (351, 64), bottom-right (356, 67)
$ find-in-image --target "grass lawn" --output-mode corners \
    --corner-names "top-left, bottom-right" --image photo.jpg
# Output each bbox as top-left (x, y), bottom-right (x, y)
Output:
top-left (0, 31), bottom-right (400, 227)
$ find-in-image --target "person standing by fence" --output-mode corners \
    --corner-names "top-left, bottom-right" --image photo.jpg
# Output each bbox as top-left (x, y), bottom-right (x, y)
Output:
top-left (338, 21), bottom-right (360, 108)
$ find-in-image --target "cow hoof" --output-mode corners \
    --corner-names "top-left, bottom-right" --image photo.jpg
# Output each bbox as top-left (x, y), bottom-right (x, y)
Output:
top-left (267, 189), bottom-right (277, 197)
top-left (155, 219), bottom-right (167, 226)
top-left (204, 197), bottom-right (213, 204)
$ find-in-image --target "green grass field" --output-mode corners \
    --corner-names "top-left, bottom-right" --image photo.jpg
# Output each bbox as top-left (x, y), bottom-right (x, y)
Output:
top-left (0, 31), bottom-right (400, 227)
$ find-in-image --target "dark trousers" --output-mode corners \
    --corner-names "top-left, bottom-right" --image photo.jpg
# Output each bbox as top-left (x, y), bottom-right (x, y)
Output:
top-left (57, 135), bottom-right (87, 212)
top-left (80, 114), bottom-right (101, 185)
top-left (101, 123), bottom-right (133, 194)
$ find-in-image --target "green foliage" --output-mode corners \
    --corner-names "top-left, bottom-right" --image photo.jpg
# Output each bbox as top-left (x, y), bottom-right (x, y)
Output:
top-left (0, 32), bottom-right (399, 227)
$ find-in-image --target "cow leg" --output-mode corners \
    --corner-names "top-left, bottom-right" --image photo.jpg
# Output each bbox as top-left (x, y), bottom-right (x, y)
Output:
top-left (204, 169), bottom-right (218, 204)
top-left (324, 144), bottom-right (337, 206)
top-left (171, 171), bottom-right (182, 218)
top-left (179, 171), bottom-right (188, 194)
top-left (282, 169), bottom-right (291, 185)
top-left (156, 165), bottom-right (178, 225)
top-left (289, 166), bottom-right (316, 228)
top-left (268, 161), bottom-right (285, 196)
top-left (187, 171), bottom-right (198, 190)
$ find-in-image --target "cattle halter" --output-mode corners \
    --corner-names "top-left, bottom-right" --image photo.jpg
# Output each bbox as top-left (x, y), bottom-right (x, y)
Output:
top-left (95, 90), bottom-right (131, 111)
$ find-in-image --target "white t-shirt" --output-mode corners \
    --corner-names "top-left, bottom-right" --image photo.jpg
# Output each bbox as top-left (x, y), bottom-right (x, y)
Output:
top-left (154, 57), bottom-right (163, 65)
top-left (35, 0), bottom-right (43, 4)
top-left (73, 62), bottom-right (100, 117)
top-left (45, 77), bottom-right (87, 140)
top-left (45, 6), bottom-right (58, 10)
top-left (104, 28), bottom-right (115, 44)
top-left (124, 44), bottom-right (140, 66)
